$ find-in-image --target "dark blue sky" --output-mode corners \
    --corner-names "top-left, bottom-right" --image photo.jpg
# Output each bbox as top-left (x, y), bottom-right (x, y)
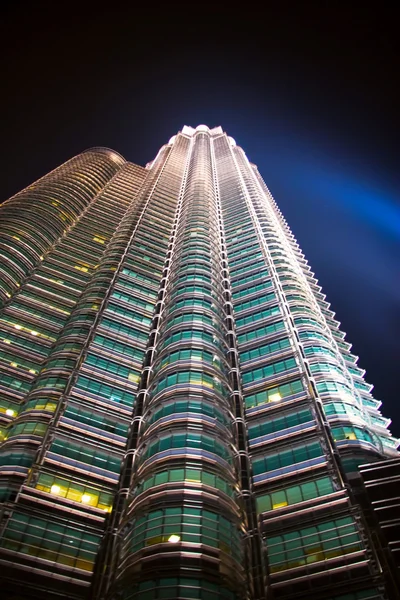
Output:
top-left (1, 3), bottom-right (399, 436)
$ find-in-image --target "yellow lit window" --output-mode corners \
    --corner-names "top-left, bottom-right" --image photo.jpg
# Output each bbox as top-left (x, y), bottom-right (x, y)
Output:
top-left (168, 534), bottom-right (181, 543)
top-left (3, 339), bottom-right (11, 344)
top-left (74, 265), bottom-right (89, 273)
top-left (93, 236), bottom-right (106, 244)
top-left (272, 500), bottom-right (288, 510)
top-left (10, 362), bottom-right (18, 368)
top-left (12, 235), bottom-right (21, 240)
top-left (28, 369), bottom-right (37, 375)
top-left (128, 372), bottom-right (140, 383)
top-left (345, 432), bottom-right (357, 440)
top-left (50, 484), bottom-right (61, 495)
top-left (5, 409), bottom-right (15, 417)
top-left (14, 324), bottom-right (22, 330)
top-left (30, 330), bottom-right (39, 336)
top-left (268, 392), bottom-right (281, 402)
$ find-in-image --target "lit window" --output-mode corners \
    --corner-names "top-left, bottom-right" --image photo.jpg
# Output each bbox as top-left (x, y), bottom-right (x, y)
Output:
top-left (81, 494), bottom-right (91, 503)
top-left (14, 324), bottom-right (22, 330)
top-left (5, 409), bottom-right (15, 417)
top-left (3, 339), bottom-right (11, 344)
top-left (28, 369), bottom-right (37, 374)
top-left (50, 484), bottom-right (61, 495)
top-left (31, 331), bottom-right (39, 336)
top-left (269, 392), bottom-right (281, 402)
top-left (10, 362), bottom-right (18, 368)
top-left (168, 534), bottom-right (181, 543)
top-left (272, 501), bottom-right (288, 510)
top-left (93, 236), bottom-right (106, 244)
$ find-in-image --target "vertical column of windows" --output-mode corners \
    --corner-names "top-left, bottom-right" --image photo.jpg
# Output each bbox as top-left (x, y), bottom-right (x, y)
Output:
top-left (218, 135), bottom-right (382, 598)
top-left (115, 132), bottom-right (245, 600)
top-left (234, 148), bottom-right (397, 462)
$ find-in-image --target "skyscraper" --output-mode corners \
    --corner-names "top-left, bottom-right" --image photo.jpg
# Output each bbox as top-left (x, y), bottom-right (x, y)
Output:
top-left (0, 125), bottom-right (398, 600)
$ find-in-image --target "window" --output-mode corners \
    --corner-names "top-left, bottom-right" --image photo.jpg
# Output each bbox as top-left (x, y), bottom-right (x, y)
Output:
top-left (154, 371), bottom-right (226, 396)
top-left (310, 362), bottom-right (344, 377)
top-left (236, 305), bottom-right (281, 328)
top-left (111, 290), bottom-right (155, 312)
top-left (50, 437), bottom-right (121, 473)
top-left (147, 399), bottom-right (229, 426)
top-left (160, 348), bottom-right (216, 369)
top-left (248, 407), bottom-right (313, 440)
top-left (232, 279), bottom-right (273, 300)
top-left (85, 353), bottom-right (140, 383)
top-left (0, 512), bottom-right (101, 571)
top-left (128, 577), bottom-right (236, 600)
top-left (8, 421), bottom-right (47, 438)
top-left (36, 473), bottom-right (113, 511)
top-left (256, 476), bottom-right (334, 512)
top-left (142, 432), bottom-right (232, 462)
top-left (234, 292), bottom-right (276, 313)
top-left (74, 375), bottom-right (135, 406)
top-left (242, 357), bottom-right (297, 384)
top-left (64, 404), bottom-right (128, 437)
top-left (160, 329), bottom-right (219, 350)
top-left (245, 379), bottom-right (304, 409)
top-left (92, 334), bottom-right (145, 362)
top-left (266, 516), bottom-right (362, 573)
top-left (126, 506), bottom-right (242, 561)
top-left (240, 337), bottom-right (290, 362)
top-left (166, 313), bottom-right (213, 328)
top-left (105, 303), bottom-right (152, 326)
top-left (252, 440), bottom-right (324, 476)
top-left (136, 468), bottom-right (235, 498)
top-left (100, 318), bottom-right (148, 342)
top-left (332, 425), bottom-right (375, 444)
top-left (237, 320), bottom-right (286, 344)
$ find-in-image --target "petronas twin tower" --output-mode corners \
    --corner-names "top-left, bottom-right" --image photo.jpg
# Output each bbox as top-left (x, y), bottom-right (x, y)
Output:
top-left (0, 125), bottom-right (398, 600)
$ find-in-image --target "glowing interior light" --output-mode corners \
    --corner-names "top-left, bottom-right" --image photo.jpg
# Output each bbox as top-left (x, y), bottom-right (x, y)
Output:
top-left (28, 369), bottom-right (37, 374)
top-left (81, 494), bottom-right (91, 503)
top-left (14, 324), bottom-right (22, 330)
top-left (50, 485), bottom-right (61, 495)
top-left (5, 409), bottom-right (15, 416)
top-left (168, 534), bottom-right (181, 543)
top-left (10, 362), bottom-right (18, 368)
top-left (31, 331), bottom-right (39, 336)
top-left (269, 392), bottom-right (281, 402)
top-left (4, 339), bottom-right (11, 344)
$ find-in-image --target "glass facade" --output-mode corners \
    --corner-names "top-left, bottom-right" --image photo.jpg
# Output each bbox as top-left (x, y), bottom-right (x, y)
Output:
top-left (0, 127), bottom-right (398, 600)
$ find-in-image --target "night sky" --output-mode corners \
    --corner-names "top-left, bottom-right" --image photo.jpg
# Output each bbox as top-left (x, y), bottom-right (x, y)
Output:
top-left (1, 4), bottom-right (399, 437)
